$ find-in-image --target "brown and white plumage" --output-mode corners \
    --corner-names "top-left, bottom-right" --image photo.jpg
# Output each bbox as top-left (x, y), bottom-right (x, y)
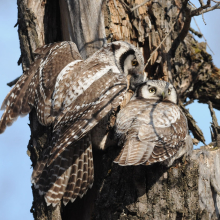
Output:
top-left (45, 41), bottom-right (145, 165)
top-left (32, 134), bottom-right (94, 206)
top-left (0, 41), bottom-right (82, 132)
top-left (114, 80), bottom-right (192, 166)
top-left (0, 41), bottom-right (145, 206)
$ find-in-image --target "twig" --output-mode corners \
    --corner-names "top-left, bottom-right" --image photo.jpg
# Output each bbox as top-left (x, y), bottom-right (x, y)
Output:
top-left (144, 19), bottom-right (177, 69)
top-left (199, 0), bottom-right (205, 6)
top-left (201, 13), bottom-right (206, 25)
top-left (211, 0), bottom-right (220, 3)
top-left (193, 17), bottom-right (214, 55)
top-left (191, 1), bottom-right (220, 16)
top-left (189, 0), bottom-right (197, 9)
top-left (199, 2), bottom-right (220, 14)
top-left (189, 27), bottom-right (203, 38)
top-left (7, 76), bottom-right (21, 87)
top-left (130, 0), bottom-right (150, 12)
top-left (191, 0), bottom-right (210, 16)
top-left (119, 0), bottom-right (150, 13)
top-left (184, 98), bottom-right (195, 106)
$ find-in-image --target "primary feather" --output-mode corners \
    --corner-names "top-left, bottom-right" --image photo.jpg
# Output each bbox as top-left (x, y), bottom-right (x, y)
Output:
top-left (1, 41), bottom-right (145, 206)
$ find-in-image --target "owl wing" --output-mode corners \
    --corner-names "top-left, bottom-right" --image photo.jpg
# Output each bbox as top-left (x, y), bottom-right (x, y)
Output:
top-left (114, 98), bottom-right (188, 165)
top-left (47, 67), bottom-right (127, 165)
top-left (31, 134), bottom-right (94, 206)
top-left (0, 41), bottom-right (82, 133)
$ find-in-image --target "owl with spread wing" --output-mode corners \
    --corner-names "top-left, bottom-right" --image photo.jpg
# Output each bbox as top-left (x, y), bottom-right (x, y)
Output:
top-left (0, 41), bottom-right (145, 206)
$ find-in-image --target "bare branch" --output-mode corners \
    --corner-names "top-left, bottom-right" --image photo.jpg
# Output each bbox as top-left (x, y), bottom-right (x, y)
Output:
top-left (189, 27), bottom-right (203, 38)
top-left (191, 0), bottom-right (210, 16)
top-left (180, 103), bottom-right (206, 145)
top-left (193, 17), bottom-right (214, 54)
top-left (191, 1), bottom-right (220, 16)
top-left (189, 1), bottom-right (197, 9)
top-left (211, 0), bottom-right (220, 3)
top-left (200, 3), bottom-right (220, 13)
top-left (201, 13), bottom-right (206, 25)
top-left (199, 0), bottom-right (205, 6)
top-left (130, 0), bottom-right (150, 12)
top-left (184, 98), bottom-right (195, 106)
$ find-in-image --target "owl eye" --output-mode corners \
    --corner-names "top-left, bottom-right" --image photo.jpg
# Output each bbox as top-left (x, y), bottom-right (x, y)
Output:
top-left (149, 88), bottom-right (156, 93)
top-left (131, 59), bottom-right (138, 66)
top-left (168, 89), bottom-right (171, 95)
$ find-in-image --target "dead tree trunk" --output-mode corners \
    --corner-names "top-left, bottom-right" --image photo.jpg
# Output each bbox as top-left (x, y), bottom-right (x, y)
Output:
top-left (16, 0), bottom-right (220, 219)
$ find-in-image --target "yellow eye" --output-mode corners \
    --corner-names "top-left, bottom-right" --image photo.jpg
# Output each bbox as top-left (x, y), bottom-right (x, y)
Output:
top-left (149, 88), bottom-right (156, 93)
top-left (168, 89), bottom-right (171, 95)
top-left (131, 60), bottom-right (138, 66)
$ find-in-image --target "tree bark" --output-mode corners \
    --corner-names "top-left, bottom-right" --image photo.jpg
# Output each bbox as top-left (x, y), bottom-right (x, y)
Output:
top-left (16, 0), bottom-right (220, 219)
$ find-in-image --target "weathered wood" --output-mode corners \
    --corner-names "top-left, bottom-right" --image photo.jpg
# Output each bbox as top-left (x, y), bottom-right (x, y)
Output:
top-left (208, 102), bottom-right (220, 148)
top-left (180, 103), bottom-right (206, 144)
top-left (59, 0), bottom-right (106, 59)
top-left (92, 147), bottom-right (220, 219)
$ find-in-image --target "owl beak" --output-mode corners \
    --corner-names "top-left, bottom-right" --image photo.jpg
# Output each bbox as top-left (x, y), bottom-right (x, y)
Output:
top-left (161, 92), bottom-right (166, 100)
top-left (142, 72), bottom-right (147, 82)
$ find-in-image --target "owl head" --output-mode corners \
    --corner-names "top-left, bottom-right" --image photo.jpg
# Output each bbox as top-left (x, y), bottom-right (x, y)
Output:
top-left (135, 80), bottom-right (178, 104)
top-left (105, 41), bottom-right (146, 89)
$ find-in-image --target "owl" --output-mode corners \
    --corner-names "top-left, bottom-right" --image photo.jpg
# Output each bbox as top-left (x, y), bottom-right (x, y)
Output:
top-left (0, 41), bottom-right (145, 206)
top-left (114, 80), bottom-right (193, 166)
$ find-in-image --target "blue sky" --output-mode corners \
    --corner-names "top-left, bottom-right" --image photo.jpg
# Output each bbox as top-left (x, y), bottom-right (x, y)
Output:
top-left (0, 1), bottom-right (219, 219)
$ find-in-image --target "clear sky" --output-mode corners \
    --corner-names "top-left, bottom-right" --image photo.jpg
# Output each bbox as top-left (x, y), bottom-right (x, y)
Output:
top-left (0, 1), bottom-right (219, 219)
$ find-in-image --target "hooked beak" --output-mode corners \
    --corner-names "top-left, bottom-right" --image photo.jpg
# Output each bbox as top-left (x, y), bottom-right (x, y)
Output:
top-left (142, 71), bottom-right (147, 82)
top-left (161, 92), bottom-right (166, 100)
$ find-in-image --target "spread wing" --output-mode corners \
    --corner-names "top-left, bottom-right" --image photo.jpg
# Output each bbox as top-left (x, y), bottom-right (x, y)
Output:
top-left (47, 66), bottom-right (127, 165)
top-left (114, 98), bottom-right (188, 166)
top-left (0, 41), bottom-right (82, 133)
top-left (32, 134), bottom-right (94, 206)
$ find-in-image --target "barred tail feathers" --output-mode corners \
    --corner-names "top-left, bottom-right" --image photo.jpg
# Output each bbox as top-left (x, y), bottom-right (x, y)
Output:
top-left (0, 74), bottom-right (33, 134)
top-left (32, 134), bottom-right (94, 207)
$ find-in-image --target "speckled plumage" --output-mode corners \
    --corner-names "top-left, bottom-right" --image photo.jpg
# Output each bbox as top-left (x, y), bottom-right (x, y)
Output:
top-left (114, 80), bottom-right (192, 166)
top-left (0, 41), bottom-right (145, 206)
top-left (0, 41), bottom-right (82, 129)
top-left (32, 134), bottom-right (94, 207)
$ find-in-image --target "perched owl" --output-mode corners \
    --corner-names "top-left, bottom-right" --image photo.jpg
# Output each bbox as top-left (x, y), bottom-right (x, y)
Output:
top-left (0, 41), bottom-right (145, 206)
top-left (114, 80), bottom-right (193, 166)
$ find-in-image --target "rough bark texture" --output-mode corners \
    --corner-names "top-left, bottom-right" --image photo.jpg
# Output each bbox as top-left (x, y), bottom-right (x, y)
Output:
top-left (15, 0), bottom-right (220, 219)
top-left (17, 0), bottom-right (62, 219)
top-left (91, 144), bottom-right (220, 219)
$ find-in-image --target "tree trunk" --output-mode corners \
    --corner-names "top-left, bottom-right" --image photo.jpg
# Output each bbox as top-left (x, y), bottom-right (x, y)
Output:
top-left (16, 0), bottom-right (220, 219)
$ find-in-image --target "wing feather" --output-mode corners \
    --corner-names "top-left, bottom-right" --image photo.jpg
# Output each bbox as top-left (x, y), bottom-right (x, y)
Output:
top-left (32, 134), bottom-right (94, 206)
top-left (0, 41), bottom-right (82, 133)
top-left (115, 98), bottom-right (188, 165)
top-left (47, 70), bottom-right (127, 165)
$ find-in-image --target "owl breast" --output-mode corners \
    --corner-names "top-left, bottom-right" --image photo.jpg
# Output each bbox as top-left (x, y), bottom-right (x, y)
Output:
top-left (114, 98), bottom-right (189, 166)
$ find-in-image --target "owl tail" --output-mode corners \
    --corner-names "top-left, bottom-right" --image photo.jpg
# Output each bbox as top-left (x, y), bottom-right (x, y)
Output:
top-left (0, 72), bottom-right (35, 134)
top-left (31, 134), bottom-right (94, 207)
top-left (114, 137), bottom-right (154, 166)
